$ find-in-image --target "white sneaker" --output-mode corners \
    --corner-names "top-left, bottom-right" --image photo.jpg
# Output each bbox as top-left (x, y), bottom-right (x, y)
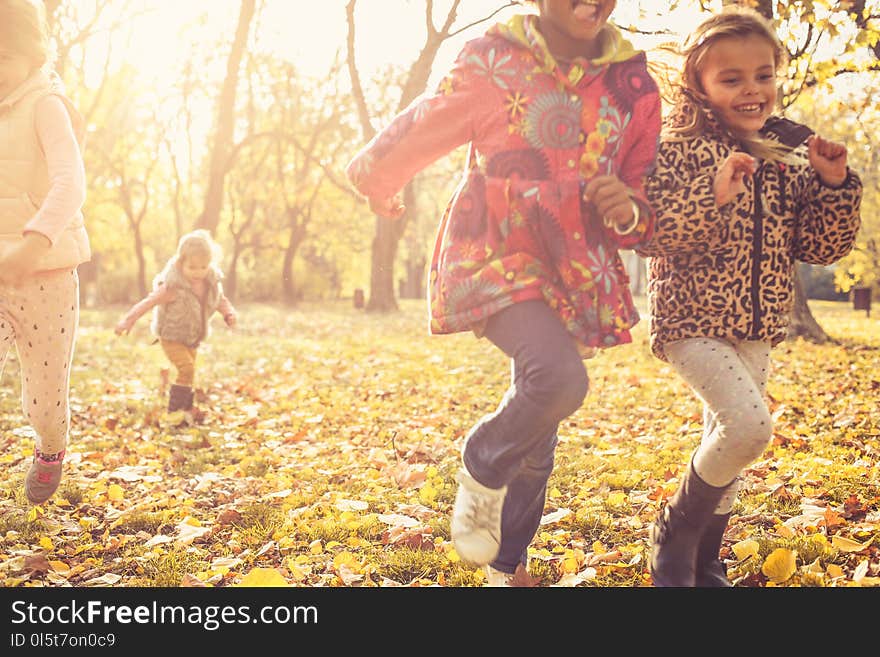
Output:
top-left (451, 467), bottom-right (507, 566)
top-left (485, 565), bottom-right (517, 587)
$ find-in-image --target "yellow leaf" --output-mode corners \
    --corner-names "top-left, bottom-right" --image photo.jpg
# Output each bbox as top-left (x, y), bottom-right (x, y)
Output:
top-left (549, 487), bottom-right (561, 499)
top-left (804, 558), bottom-right (824, 574)
top-left (107, 485), bottom-right (124, 502)
top-left (775, 524), bottom-right (794, 538)
top-left (446, 548), bottom-right (460, 563)
top-left (333, 551), bottom-right (359, 570)
top-left (562, 557), bottom-right (580, 573)
top-left (827, 564), bottom-right (845, 578)
top-left (732, 539), bottom-right (760, 561)
top-left (761, 548), bottom-right (797, 583)
top-left (606, 492), bottom-right (627, 506)
top-left (236, 567), bottom-right (289, 587)
top-left (810, 533), bottom-right (828, 545)
top-left (419, 483), bottom-right (437, 505)
top-left (39, 537), bottom-right (53, 550)
top-left (831, 536), bottom-right (866, 553)
top-left (309, 539), bottom-right (323, 554)
top-left (592, 540), bottom-right (606, 554)
top-left (49, 560), bottom-right (70, 573)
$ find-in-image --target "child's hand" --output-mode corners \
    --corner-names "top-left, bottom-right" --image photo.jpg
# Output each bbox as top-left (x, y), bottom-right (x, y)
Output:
top-left (114, 319), bottom-right (132, 336)
top-left (0, 233), bottom-right (50, 286)
top-left (807, 135), bottom-right (847, 187)
top-left (369, 194), bottom-right (406, 220)
top-left (582, 175), bottom-right (637, 232)
top-left (224, 313), bottom-right (237, 329)
top-left (714, 152), bottom-right (756, 207)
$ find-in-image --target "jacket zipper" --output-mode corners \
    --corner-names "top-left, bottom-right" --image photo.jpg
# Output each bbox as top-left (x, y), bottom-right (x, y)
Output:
top-left (750, 169), bottom-right (764, 337)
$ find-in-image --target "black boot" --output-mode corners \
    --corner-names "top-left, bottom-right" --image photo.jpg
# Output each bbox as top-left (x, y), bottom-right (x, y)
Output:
top-left (168, 384), bottom-right (193, 412)
top-left (650, 462), bottom-right (732, 587)
top-left (695, 513), bottom-right (733, 587)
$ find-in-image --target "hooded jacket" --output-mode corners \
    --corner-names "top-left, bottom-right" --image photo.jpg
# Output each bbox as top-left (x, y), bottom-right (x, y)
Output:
top-left (638, 108), bottom-right (862, 361)
top-left (346, 14), bottom-right (661, 352)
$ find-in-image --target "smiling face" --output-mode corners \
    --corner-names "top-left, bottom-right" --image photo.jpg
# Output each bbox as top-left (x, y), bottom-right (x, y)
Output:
top-left (536, 0), bottom-right (617, 60)
top-left (698, 33), bottom-right (778, 138)
top-left (180, 253), bottom-right (212, 285)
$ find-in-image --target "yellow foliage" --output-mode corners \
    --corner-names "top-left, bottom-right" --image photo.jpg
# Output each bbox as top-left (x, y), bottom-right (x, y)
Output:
top-left (236, 567), bottom-right (289, 587)
top-left (762, 549), bottom-right (798, 583)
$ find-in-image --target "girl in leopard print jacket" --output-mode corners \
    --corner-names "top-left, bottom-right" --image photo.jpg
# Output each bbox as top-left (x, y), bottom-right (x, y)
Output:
top-left (636, 6), bottom-right (861, 588)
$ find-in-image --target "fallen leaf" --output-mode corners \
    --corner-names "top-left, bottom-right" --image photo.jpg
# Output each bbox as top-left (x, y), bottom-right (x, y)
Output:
top-left (732, 539), bottom-right (760, 560)
top-left (236, 567), bottom-right (289, 587)
top-left (181, 574), bottom-right (210, 587)
top-left (107, 484), bottom-right (125, 501)
top-left (539, 508), bottom-right (571, 525)
top-left (761, 548), bottom-right (797, 583)
top-left (831, 535), bottom-right (867, 553)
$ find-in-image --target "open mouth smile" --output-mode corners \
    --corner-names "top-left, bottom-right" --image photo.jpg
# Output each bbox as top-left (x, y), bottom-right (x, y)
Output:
top-left (572, 0), bottom-right (601, 22)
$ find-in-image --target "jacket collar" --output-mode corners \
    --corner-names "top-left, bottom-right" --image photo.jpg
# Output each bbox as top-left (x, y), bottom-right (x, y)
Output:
top-left (490, 14), bottom-right (641, 89)
top-left (0, 70), bottom-right (53, 111)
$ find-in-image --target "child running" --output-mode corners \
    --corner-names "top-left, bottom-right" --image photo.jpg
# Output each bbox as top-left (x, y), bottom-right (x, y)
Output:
top-left (115, 230), bottom-right (237, 413)
top-left (347, 0), bottom-right (661, 585)
top-left (638, 5), bottom-right (862, 587)
top-left (0, 0), bottom-right (91, 504)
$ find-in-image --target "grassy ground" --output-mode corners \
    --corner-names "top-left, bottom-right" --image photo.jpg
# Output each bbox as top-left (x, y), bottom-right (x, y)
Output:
top-left (0, 297), bottom-right (877, 587)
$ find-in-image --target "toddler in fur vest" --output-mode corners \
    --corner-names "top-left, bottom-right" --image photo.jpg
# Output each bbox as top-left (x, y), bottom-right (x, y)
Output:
top-left (115, 229), bottom-right (237, 413)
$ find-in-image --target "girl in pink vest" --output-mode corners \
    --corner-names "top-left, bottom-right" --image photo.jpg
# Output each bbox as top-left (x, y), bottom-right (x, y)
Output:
top-left (0, 0), bottom-right (91, 505)
top-left (115, 230), bottom-right (237, 414)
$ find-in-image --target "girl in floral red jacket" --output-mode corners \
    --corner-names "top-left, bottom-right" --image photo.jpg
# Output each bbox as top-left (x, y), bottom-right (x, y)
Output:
top-left (347, 0), bottom-right (660, 585)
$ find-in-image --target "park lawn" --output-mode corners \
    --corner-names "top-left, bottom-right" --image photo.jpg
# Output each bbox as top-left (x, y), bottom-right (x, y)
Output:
top-left (0, 298), bottom-right (877, 587)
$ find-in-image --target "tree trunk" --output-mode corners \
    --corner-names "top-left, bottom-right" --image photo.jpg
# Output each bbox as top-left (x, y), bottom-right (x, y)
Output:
top-left (226, 249), bottom-right (240, 301)
top-left (346, 0), bottom-right (464, 313)
top-left (786, 269), bottom-right (831, 343)
top-left (195, 0), bottom-right (256, 234)
top-left (134, 229), bottom-right (147, 297)
top-left (366, 182), bottom-right (415, 311)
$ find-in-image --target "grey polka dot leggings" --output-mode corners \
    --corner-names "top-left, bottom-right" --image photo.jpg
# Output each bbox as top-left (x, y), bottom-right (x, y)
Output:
top-left (664, 337), bottom-right (773, 514)
top-left (0, 269), bottom-right (79, 455)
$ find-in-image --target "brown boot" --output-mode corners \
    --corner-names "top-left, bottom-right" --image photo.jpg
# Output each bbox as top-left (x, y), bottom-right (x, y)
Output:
top-left (649, 461), bottom-right (732, 587)
top-left (168, 384), bottom-right (193, 412)
top-left (695, 513), bottom-right (734, 587)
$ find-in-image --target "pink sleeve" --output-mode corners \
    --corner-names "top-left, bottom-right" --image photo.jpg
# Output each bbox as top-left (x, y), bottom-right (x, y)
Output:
top-left (24, 95), bottom-right (86, 245)
top-left (216, 294), bottom-right (235, 318)
top-left (345, 43), bottom-right (480, 203)
top-left (121, 284), bottom-right (174, 326)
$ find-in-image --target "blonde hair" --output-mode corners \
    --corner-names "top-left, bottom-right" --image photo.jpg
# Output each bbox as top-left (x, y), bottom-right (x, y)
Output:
top-left (0, 0), bottom-right (52, 71)
top-left (156, 230), bottom-right (223, 285)
top-left (658, 5), bottom-right (801, 164)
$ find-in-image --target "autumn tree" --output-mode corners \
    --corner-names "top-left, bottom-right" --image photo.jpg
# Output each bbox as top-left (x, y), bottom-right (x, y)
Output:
top-left (345, 0), bottom-right (517, 312)
top-left (195, 0), bottom-right (256, 235)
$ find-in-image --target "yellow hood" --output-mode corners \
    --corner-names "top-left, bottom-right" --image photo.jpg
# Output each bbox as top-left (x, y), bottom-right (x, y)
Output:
top-left (493, 13), bottom-right (640, 63)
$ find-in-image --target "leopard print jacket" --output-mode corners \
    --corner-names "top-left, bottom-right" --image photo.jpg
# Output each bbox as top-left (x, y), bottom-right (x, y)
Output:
top-left (637, 118), bottom-right (862, 362)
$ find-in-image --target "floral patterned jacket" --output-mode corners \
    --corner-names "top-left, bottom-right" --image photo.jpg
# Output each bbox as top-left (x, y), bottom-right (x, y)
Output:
top-left (346, 14), bottom-right (661, 351)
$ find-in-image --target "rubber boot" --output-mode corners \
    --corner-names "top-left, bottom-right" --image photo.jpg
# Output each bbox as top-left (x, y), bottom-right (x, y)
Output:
top-left (695, 513), bottom-right (734, 587)
top-left (649, 461), bottom-right (732, 587)
top-left (168, 384), bottom-right (193, 412)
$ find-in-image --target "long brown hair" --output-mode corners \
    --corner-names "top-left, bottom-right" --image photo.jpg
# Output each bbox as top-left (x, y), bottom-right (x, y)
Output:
top-left (659, 5), bottom-right (801, 164)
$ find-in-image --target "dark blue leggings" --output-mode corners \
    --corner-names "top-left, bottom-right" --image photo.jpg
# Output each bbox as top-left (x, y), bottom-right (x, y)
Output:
top-left (462, 300), bottom-right (589, 573)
